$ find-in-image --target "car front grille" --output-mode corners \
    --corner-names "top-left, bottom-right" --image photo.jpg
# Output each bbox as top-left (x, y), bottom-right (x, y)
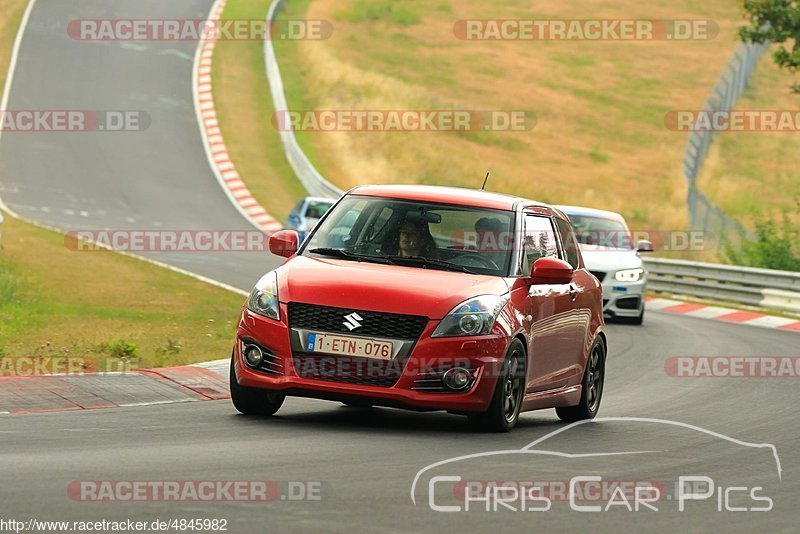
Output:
top-left (590, 271), bottom-right (606, 282)
top-left (292, 353), bottom-right (402, 387)
top-left (287, 303), bottom-right (428, 340)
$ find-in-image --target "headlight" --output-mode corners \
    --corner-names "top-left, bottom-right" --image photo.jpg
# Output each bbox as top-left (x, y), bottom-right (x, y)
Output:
top-left (614, 268), bottom-right (644, 282)
top-left (431, 295), bottom-right (508, 338)
top-left (247, 271), bottom-right (280, 321)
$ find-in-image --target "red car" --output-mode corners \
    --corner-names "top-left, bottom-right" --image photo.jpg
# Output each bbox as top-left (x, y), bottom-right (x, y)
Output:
top-left (231, 185), bottom-right (606, 431)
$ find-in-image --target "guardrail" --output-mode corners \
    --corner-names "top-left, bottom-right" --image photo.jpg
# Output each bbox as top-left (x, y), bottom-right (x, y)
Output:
top-left (263, 0), bottom-right (344, 200)
top-left (643, 257), bottom-right (800, 313)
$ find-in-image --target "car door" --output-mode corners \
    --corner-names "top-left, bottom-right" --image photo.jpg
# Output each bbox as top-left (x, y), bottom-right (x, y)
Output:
top-left (554, 215), bottom-right (594, 335)
top-left (521, 212), bottom-right (586, 393)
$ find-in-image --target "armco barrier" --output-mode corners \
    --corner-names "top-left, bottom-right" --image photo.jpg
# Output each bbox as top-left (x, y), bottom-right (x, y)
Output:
top-left (644, 257), bottom-right (800, 313)
top-left (263, 0), bottom-right (343, 200)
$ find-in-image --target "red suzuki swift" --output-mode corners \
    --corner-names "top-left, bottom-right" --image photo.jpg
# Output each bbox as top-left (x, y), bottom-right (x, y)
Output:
top-left (231, 185), bottom-right (606, 431)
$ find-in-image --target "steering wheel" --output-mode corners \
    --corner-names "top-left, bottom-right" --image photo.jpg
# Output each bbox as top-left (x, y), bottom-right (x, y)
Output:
top-left (450, 253), bottom-right (500, 270)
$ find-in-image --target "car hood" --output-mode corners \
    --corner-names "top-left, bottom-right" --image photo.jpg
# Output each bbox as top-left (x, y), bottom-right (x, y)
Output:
top-left (579, 245), bottom-right (643, 272)
top-left (276, 255), bottom-right (509, 319)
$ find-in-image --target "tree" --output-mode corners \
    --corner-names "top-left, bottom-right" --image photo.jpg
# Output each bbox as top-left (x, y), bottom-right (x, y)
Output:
top-left (739, 0), bottom-right (800, 93)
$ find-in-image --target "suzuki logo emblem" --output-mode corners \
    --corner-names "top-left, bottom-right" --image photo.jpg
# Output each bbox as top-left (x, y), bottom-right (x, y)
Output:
top-left (343, 312), bottom-right (363, 331)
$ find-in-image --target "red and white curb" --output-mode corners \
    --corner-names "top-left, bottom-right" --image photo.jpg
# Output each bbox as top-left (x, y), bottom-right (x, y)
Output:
top-left (0, 363), bottom-right (230, 415)
top-left (193, 0), bottom-right (283, 234)
top-left (646, 297), bottom-right (800, 332)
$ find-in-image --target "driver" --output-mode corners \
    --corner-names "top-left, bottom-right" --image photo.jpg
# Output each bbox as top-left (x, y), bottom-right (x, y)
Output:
top-left (396, 219), bottom-right (438, 258)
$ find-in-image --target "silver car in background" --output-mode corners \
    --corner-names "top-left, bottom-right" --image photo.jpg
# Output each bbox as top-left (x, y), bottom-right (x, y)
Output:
top-left (557, 205), bottom-right (653, 324)
top-left (284, 197), bottom-right (335, 241)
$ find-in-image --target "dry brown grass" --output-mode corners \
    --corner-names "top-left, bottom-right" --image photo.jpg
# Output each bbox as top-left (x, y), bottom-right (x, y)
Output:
top-left (700, 58), bottom-right (800, 228)
top-left (272, 0), bottom-right (786, 240)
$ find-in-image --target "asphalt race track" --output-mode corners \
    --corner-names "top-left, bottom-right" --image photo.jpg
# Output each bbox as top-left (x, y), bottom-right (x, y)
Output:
top-left (0, 1), bottom-right (798, 533)
top-left (0, 0), bottom-right (281, 289)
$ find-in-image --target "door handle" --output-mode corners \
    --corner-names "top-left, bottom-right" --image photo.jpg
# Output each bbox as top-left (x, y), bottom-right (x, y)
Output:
top-left (569, 283), bottom-right (579, 302)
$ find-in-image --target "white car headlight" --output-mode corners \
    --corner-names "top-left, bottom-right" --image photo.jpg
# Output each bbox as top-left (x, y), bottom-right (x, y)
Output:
top-left (431, 295), bottom-right (508, 338)
top-left (247, 271), bottom-right (280, 321)
top-left (614, 268), bottom-right (644, 282)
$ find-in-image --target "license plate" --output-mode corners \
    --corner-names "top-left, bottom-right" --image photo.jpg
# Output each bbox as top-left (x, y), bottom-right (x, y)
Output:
top-left (306, 333), bottom-right (393, 360)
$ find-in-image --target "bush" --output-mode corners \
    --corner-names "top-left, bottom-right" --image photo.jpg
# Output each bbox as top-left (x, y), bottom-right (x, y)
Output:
top-left (725, 213), bottom-right (800, 271)
top-left (100, 339), bottom-right (139, 359)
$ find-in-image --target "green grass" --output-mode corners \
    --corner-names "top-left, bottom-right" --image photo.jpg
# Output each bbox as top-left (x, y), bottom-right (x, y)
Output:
top-left (0, 216), bottom-right (245, 370)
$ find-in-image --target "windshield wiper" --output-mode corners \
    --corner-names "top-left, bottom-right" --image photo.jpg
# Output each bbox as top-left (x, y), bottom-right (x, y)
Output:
top-left (382, 255), bottom-right (479, 274)
top-left (307, 248), bottom-right (391, 264)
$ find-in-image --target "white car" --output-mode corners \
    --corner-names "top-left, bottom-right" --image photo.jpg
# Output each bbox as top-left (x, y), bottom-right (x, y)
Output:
top-left (283, 197), bottom-right (335, 241)
top-left (557, 205), bottom-right (652, 324)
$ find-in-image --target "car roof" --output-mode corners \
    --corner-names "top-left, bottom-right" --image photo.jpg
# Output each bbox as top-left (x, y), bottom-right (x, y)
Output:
top-left (555, 204), bottom-right (626, 221)
top-left (303, 197), bottom-right (335, 204)
top-left (348, 184), bottom-right (551, 212)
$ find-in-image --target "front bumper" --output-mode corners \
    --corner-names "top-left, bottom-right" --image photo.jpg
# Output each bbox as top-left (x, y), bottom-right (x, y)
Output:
top-left (601, 278), bottom-right (646, 318)
top-left (234, 306), bottom-right (508, 413)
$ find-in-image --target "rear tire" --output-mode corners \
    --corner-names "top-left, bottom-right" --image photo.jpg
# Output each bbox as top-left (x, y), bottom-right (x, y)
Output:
top-left (468, 339), bottom-right (526, 433)
top-left (556, 339), bottom-right (605, 422)
top-left (230, 353), bottom-right (285, 416)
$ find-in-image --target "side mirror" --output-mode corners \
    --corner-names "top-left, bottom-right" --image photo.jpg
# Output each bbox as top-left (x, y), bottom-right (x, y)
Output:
top-left (531, 256), bottom-right (574, 285)
top-left (636, 239), bottom-right (654, 253)
top-left (269, 230), bottom-right (299, 258)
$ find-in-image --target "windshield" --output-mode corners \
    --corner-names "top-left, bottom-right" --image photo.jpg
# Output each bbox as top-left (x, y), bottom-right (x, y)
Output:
top-left (302, 195), bottom-right (515, 276)
top-left (566, 214), bottom-right (633, 250)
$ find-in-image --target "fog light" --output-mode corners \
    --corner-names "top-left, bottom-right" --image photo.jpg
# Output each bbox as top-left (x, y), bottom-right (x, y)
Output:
top-left (442, 367), bottom-right (473, 391)
top-left (243, 344), bottom-right (263, 368)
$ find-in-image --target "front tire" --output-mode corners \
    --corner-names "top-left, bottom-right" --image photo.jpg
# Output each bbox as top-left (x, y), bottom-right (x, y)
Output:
top-left (230, 353), bottom-right (285, 416)
top-left (618, 308), bottom-right (644, 325)
top-left (556, 339), bottom-right (605, 422)
top-left (468, 339), bottom-right (526, 432)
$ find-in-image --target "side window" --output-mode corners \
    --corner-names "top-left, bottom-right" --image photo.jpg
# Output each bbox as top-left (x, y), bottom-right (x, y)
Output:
top-left (519, 214), bottom-right (558, 274)
top-left (555, 217), bottom-right (581, 269)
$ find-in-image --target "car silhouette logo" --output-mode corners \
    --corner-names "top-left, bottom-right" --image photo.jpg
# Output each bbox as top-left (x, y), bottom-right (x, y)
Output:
top-left (343, 312), bottom-right (363, 331)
